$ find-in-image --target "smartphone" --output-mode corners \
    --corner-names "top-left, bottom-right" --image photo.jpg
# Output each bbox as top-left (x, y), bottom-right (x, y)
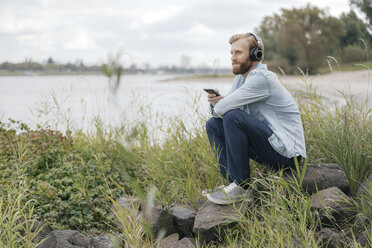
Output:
top-left (203, 88), bottom-right (220, 96)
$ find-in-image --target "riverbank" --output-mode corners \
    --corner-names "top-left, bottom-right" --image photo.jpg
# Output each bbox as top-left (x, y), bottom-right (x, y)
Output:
top-left (0, 73), bottom-right (371, 246)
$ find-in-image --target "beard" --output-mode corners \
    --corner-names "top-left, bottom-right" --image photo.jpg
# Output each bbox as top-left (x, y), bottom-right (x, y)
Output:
top-left (232, 57), bottom-right (252, 75)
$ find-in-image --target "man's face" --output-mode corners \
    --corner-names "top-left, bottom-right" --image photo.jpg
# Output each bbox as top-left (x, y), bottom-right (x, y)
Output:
top-left (230, 38), bottom-right (252, 76)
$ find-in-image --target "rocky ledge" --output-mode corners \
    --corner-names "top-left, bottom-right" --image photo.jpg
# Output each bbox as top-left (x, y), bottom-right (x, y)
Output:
top-left (22, 163), bottom-right (371, 247)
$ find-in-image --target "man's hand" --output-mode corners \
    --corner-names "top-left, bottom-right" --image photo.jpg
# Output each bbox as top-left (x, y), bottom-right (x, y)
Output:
top-left (207, 89), bottom-right (223, 107)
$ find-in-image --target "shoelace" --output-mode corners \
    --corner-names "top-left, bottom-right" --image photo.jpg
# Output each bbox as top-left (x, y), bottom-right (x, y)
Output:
top-left (224, 182), bottom-right (238, 193)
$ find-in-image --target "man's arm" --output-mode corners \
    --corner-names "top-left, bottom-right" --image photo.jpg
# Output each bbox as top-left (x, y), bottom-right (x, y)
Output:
top-left (213, 73), bottom-right (270, 117)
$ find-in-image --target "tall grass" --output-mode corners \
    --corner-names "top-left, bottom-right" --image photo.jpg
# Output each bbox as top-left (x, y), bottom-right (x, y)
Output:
top-left (297, 71), bottom-right (372, 194)
top-left (1, 66), bottom-right (371, 247)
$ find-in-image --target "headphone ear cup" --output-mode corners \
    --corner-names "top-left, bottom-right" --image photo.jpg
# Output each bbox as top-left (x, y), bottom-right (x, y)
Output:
top-left (250, 48), bottom-right (259, 61)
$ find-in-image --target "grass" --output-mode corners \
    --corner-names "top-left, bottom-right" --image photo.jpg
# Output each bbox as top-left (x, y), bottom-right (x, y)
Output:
top-left (318, 60), bottom-right (372, 74)
top-left (0, 66), bottom-right (371, 247)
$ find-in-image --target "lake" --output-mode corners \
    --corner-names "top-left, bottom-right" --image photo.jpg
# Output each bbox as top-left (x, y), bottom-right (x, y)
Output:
top-left (1, 70), bottom-right (370, 134)
top-left (0, 74), bottom-right (232, 133)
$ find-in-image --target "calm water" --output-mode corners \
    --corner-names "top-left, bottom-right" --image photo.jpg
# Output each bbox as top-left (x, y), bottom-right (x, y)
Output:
top-left (0, 74), bottom-right (232, 132)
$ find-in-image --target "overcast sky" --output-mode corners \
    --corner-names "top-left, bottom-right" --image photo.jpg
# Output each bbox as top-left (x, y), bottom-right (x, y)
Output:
top-left (0, 0), bottom-right (355, 68)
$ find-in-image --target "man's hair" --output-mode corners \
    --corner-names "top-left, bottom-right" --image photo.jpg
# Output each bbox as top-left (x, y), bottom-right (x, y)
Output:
top-left (229, 33), bottom-right (264, 56)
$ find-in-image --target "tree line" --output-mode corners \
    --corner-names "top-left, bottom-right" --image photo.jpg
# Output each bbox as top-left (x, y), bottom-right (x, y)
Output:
top-left (1, 1), bottom-right (371, 75)
top-left (257, 2), bottom-right (372, 74)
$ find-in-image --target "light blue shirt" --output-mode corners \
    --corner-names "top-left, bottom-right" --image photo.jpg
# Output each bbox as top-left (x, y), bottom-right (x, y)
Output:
top-left (212, 62), bottom-right (307, 159)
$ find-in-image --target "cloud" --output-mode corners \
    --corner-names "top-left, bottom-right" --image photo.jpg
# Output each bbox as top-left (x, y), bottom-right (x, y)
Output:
top-left (64, 33), bottom-right (98, 50)
top-left (0, 11), bottom-right (47, 34)
top-left (16, 34), bottom-right (54, 51)
top-left (129, 5), bottom-right (184, 29)
top-left (187, 23), bottom-right (215, 37)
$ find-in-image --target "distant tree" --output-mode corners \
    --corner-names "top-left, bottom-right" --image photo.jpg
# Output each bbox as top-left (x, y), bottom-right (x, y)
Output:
top-left (351, 0), bottom-right (372, 26)
top-left (47, 57), bottom-right (54, 65)
top-left (180, 54), bottom-right (191, 69)
top-left (257, 4), bottom-right (345, 73)
top-left (339, 10), bottom-right (372, 47)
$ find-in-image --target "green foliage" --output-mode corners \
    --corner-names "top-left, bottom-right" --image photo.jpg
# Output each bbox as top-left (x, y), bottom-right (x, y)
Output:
top-left (102, 52), bottom-right (124, 95)
top-left (351, 0), bottom-right (372, 26)
top-left (339, 11), bottom-right (372, 48)
top-left (341, 44), bottom-right (369, 63)
top-left (296, 73), bottom-right (372, 194)
top-left (223, 172), bottom-right (319, 247)
top-left (1, 70), bottom-right (372, 246)
top-left (0, 120), bottom-right (138, 230)
top-left (257, 3), bottom-right (345, 74)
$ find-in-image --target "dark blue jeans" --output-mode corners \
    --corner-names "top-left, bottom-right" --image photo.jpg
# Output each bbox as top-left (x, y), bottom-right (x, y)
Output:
top-left (206, 109), bottom-right (296, 185)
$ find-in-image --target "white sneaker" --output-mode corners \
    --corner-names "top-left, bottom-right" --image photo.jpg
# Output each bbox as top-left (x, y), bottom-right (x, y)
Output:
top-left (206, 182), bottom-right (252, 205)
top-left (201, 184), bottom-right (225, 196)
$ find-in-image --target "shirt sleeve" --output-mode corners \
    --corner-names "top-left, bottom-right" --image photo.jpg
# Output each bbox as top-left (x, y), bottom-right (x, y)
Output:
top-left (213, 72), bottom-right (270, 117)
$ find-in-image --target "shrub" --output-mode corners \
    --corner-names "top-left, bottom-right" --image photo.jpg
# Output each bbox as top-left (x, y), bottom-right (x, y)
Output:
top-left (0, 120), bottom-right (139, 230)
top-left (341, 45), bottom-right (367, 63)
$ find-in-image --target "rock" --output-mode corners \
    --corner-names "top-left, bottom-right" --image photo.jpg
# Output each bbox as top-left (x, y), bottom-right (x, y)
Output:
top-left (193, 200), bottom-right (247, 244)
top-left (356, 164), bottom-right (372, 205)
top-left (161, 233), bottom-right (179, 247)
top-left (67, 232), bottom-right (91, 247)
top-left (354, 213), bottom-right (370, 230)
top-left (144, 206), bottom-right (175, 237)
top-left (114, 196), bottom-right (141, 214)
top-left (113, 196), bottom-right (142, 230)
top-left (168, 237), bottom-right (196, 248)
top-left (21, 219), bottom-right (52, 243)
top-left (311, 187), bottom-right (356, 226)
top-left (90, 234), bottom-right (122, 248)
top-left (319, 228), bottom-right (346, 248)
top-left (356, 228), bottom-right (371, 247)
top-left (289, 164), bottom-right (350, 194)
top-left (37, 230), bottom-right (90, 248)
top-left (170, 206), bottom-right (197, 237)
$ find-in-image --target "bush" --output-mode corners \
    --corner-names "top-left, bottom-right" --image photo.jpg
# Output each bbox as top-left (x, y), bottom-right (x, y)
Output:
top-left (341, 45), bottom-right (367, 63)
top-left (296, 74), bottom-right (372, 194)
top-left (0, 120), bottom-right (139, 230)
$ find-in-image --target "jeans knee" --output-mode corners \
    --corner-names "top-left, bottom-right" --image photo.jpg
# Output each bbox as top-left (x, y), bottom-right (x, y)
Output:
top-left (206, 117), bottom-right (220, 134)
top-left (223, 109), bottom-right (241, 126)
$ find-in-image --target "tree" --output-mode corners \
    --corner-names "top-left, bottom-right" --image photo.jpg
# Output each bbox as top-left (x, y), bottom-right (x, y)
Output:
top-left (339, 10), bottom-right (372, 48)
top-left (47, 57), bottom-right (54, 65)
top-left (257, 4), bottom-right (345, 73)
top-left (351, 0), bottom-right (372, 26)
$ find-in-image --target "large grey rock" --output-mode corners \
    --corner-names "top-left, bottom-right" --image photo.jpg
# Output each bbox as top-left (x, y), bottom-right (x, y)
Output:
top-left (193, 201), bottom-right (247, 243)
top-left (356, 164), bottom-right (372, 204)
top-left (356, 228), bottom-right (371, 247)
top-left (354, 213), bottom-right (370, 230)
top-left (170, 206), bottom-right (196, 237)
top-left (90, 234), bottom-right (122, 248)
top-left (37, 230), bottom-right (90, 248)
top-left (291, 164), bottom-right (350, 194)
top-left (21, 219), bottom-right (52, 243)
top-left (168, 237), bottom-right (196, 248)
top-left (113, 196), bottom-right (142, 230)
top-left (311, 187), bottom-right (356, 226)
top-left (67, 232), bottom-right (91, 247)
top-left (319, 228), bottom-right (346, 248)
top-left (144, 206), bottom-right (175, 237)
top-left (161, 233), bottom-right (179, 247)
top-left (114, 196), bottom-right (141, 214)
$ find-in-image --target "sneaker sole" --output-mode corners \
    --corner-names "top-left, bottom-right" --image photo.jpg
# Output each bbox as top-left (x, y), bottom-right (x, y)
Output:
top-left (206, 190), bottom-right (254, 205)
top-left (201, 185), bottom-right (224, 196)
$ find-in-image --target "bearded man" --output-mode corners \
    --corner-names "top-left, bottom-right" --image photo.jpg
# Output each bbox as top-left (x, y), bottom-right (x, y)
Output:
top-left (204, 33), bottom-right (306, 204)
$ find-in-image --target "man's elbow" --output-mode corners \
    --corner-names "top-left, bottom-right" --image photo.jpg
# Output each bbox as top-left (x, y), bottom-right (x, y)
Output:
top-left (213, 105), bottom-right (224, 118)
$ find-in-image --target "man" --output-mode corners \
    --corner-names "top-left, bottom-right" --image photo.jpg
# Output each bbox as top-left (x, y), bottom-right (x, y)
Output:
top-left (205, 33), bottom-right (306, 205)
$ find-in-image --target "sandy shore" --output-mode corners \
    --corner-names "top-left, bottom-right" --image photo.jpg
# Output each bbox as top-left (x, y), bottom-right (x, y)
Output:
top-left (280, 70), bottom-right (372, 109)
top-left (176, 69), bottom-right (372, 109)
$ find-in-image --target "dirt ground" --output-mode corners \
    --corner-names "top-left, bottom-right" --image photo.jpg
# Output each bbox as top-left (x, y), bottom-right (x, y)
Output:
top-left (280, 70), bottom-right (372, 109)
